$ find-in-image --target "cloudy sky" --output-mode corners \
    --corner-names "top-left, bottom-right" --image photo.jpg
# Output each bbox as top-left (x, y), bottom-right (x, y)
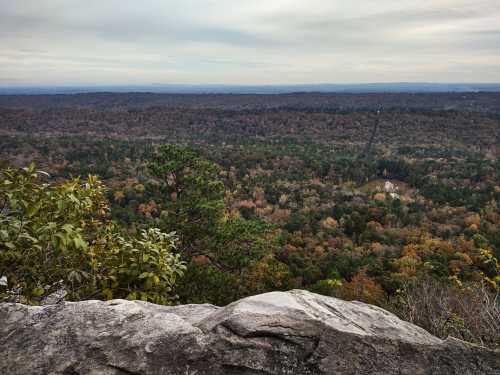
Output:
top-left (1, 0), bottom-right (499, 85)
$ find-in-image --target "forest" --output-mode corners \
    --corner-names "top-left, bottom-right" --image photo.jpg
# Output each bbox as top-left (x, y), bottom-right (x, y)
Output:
top-left (1, 94), bottom-right (499, 349)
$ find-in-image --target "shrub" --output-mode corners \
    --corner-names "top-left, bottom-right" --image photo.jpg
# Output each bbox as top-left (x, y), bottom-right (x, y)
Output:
top-left (386, 278), bottom-right (500, 349)
top-left (0, 165), bottom-right (185, 304)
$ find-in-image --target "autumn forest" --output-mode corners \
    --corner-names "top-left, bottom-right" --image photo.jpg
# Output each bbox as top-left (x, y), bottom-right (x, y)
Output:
top-left (1, 93), bottom-right (499, 349)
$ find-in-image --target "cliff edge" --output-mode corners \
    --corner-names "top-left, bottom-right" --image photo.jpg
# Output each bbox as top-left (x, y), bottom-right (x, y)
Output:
top-left (1, 290), bottom-right (498, 374)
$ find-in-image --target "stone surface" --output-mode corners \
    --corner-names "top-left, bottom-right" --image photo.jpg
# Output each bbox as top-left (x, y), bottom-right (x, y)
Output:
top-left (0, 290), bottom-right (498, 374)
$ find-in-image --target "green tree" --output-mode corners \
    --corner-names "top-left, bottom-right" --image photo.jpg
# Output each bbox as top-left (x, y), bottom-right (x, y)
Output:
top-left (149, 145), bottom-right (290, 304)
top-left (149, 145), bottom-right (225, 253)
top-left (177, 218), bottom-right (290, 305)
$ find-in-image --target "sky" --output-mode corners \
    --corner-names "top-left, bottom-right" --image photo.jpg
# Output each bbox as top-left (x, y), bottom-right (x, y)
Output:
top-left (1, 0), bottom-right (499, 85)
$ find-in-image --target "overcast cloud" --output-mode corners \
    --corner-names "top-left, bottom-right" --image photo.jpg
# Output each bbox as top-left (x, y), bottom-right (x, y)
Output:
top-left (1, 0), bottom-right (499, 85)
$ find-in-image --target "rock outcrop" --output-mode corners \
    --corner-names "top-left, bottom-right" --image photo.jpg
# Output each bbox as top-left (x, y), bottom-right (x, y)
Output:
top-left (1, 290), bottom-right (498, 374)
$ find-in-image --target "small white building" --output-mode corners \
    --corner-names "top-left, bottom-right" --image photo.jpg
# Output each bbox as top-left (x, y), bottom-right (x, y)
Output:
top-left (384, 181), bottom-right (400, 199)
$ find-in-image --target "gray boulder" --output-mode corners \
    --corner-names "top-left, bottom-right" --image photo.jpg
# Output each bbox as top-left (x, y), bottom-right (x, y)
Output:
top-left (0, 290), bottom-right (498, 374)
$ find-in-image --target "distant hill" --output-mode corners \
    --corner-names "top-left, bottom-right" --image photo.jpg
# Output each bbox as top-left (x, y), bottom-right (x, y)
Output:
top-left (1, 91), bottom-right (500, 113)
top-left (1, 83), bottom-right (500, 95)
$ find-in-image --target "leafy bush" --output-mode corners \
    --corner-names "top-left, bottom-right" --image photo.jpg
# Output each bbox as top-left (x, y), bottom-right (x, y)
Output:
top-left (109, 228), bottom-right (185, 304)
top-left (0, 165), bottom-right (185, 304)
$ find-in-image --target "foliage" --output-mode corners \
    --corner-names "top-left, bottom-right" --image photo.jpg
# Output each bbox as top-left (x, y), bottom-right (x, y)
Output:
top-left (149, 144), bottom-right (226, 251)
top-left (176, 218), bottom-right (289, 305)
top-left (1, 104), bottom-right (500, 348)
top-left (108, 228), bottom-right (186, 304)
top-left (0, 165), bottom-right (184, 304)
top-left (387, 278), bottom-right (500, 349)
top-left (339, 268), bottom-right (386, 306)
top-left (148, 145), bottom-right (290, 305)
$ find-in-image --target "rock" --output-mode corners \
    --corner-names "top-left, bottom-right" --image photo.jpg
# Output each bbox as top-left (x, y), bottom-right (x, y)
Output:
top-left (41, 281), bottom-right (67, 306)
top-left (0, 290), bottom-right (498, 374)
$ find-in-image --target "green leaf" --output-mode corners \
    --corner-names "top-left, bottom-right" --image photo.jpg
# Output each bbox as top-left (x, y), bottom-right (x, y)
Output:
top-left (102, 288), bottom-right (113, 300)
top-left (19, 233), bottom-right (38, 243)
top-left (32, 287), bottom-right (45, 297)
top-left (68, 194), bottom-right (79, 204)
top-left (9, 198), bottom-right (18, 209)
top-left (73, 236), bottom-right (87, 249)
top-left (62, 224), bottom-right (74, 232)
top-left (26, 202), bottom-right (42, 218)
top-left (0, 230), bottom-right (9, 240)
top-left (127, 292), bottom-right (137, 300)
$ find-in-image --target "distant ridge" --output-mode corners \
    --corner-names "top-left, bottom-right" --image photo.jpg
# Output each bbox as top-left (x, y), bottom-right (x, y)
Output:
top-left (1, 83), bottom-right (500, 95)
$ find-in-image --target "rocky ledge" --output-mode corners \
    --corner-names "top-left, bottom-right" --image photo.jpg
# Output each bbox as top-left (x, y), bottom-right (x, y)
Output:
top-left (1, 290), bottom-right (498, 374)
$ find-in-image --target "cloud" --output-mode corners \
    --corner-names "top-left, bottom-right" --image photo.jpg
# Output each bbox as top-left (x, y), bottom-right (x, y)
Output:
top-left (0, 0), bottom-right (499, 84)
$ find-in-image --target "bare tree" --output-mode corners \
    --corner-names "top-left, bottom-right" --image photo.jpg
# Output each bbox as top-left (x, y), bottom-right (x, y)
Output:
top-left (386, 278), bottom-right (500, 349)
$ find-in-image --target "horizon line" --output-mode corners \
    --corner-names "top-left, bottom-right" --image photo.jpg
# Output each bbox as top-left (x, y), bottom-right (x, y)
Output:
top-left (2, 82), bottom-right (500, 87)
